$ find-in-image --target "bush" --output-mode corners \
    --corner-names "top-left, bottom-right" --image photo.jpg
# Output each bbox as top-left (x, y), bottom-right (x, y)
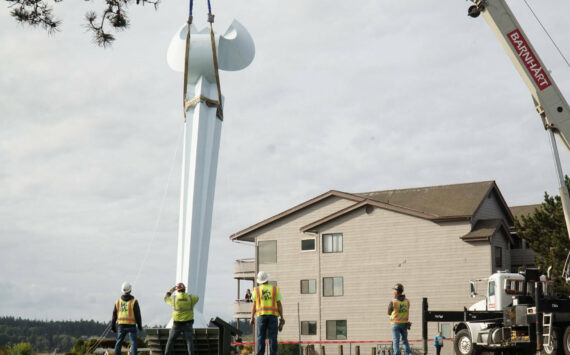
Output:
top-left (278, 343), bottom-right (300, 355)
top-left (240, 345), bottom-right (253, 355)
top-left (9, 343), bottom-right (34, 355)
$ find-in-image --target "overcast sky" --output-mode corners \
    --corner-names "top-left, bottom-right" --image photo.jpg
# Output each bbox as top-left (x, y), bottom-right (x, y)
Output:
top-left (2, 0), bottom-right (570, 327)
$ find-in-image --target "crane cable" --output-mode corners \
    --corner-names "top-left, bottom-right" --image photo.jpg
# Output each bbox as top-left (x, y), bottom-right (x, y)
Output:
top-left (182, 0), bottom-right (193, 119)
top-left (522, 0), bottom-right (570, 69)
top-left (207, 0), bottom-right (224, 120)
top-left (182, 0), bottom-right (224, 120)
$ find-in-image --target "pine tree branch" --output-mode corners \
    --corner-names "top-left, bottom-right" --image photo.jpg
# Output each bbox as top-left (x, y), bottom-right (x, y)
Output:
top-left (5, 0), bottom-right (160, 47)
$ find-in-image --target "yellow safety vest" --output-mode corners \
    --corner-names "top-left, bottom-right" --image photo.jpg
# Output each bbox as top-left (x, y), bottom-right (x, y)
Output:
top-left (171, 292), bottom-right (198, 322)
top-left (254, 284), bottom-right (280, 317)
top-left (116, 298), bottom-right (136, 325)
top-left (390, 299), bottom-right (410, 324)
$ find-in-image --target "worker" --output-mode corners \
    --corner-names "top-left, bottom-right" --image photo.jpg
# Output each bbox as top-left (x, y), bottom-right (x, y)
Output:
top-left (434, 331), bottom-right (446, 355)
top-left (387, 283), bottom-right (411, 355)
top-left (249, 271), bottom-right (284, 355)
top-left (163, 283), bottom-right (199, 355)
top-left (111, 282), bottom-right (143, 355)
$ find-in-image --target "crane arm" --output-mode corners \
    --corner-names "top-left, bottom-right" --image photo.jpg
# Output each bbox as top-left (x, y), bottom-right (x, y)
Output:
top-left (469, 0), bottom-right (570, 149)
top-left (469, 0), bottom-right (570, 282)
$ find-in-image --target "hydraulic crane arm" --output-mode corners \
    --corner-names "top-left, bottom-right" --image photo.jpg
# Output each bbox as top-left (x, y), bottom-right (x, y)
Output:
top-left (468, 0), bottom-right (570, 147)
top-left (468, 0), bottom-right (570, 281)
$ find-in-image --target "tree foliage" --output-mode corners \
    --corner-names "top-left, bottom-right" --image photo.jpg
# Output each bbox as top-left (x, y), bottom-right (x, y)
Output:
top-left (0, 317), bottom-right (110, 352)
top-left (514, 176), bottom-right (570, 293)
top-left (5, 0), bottom-right (160, 47)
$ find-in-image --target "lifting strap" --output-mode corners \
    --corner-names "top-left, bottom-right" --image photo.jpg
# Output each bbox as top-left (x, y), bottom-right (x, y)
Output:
top-left (182, 0), bottom-right (193, 119)
top-left (182, 0), bottom-right (224, 121)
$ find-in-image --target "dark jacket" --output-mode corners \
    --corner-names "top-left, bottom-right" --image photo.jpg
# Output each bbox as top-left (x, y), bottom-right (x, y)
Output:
top-left (112, 294), bottom-right (142, 330)
top-left (387, 294), bottom-right (407, 316)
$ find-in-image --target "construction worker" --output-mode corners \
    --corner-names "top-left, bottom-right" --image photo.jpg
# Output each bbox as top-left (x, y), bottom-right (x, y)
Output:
top-left (249, 271), bottom-right (284, 355)
top-left (388, 283), bottom-right (411, 355)
top-left (111, 282), bottom-right (143, 355)
top-left (164, 283), bottom-right (199, 355)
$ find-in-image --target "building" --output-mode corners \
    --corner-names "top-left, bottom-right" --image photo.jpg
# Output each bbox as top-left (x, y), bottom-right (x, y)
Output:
top-left (231, 181), bottom-right (538, 354)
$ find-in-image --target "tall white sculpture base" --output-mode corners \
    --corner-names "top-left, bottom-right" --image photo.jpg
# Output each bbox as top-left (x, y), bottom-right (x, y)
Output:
top-left (166, 20), bottom-right (255, 327)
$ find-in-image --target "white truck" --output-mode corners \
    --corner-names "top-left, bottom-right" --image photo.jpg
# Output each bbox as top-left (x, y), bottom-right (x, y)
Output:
top-left (422, 0), bottom-right (570, 354)
top-left (422, 269), bottom-right (570, 355)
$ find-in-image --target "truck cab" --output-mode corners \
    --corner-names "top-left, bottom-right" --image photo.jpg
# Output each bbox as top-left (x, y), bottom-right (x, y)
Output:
top-left (470, 271), bottom-right (526, 311)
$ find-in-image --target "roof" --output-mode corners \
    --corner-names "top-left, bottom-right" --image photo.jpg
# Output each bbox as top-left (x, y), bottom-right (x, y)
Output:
top-left (355, 181), bottom-right (501, 219)
top-left (510, 204), bottom-right (541, 220)
top-left (460, 219), bottom-right (512, 243)
top-left (230, 181), bottom-right (513, 242)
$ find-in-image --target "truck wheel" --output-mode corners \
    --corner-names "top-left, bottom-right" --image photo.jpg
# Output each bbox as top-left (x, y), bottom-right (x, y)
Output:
top-left (543, 327), bottom-right (561, 355)
top-left (454, 329), bottom-right (480, 355)
top-left (563, 326), bottom-right (570, 355)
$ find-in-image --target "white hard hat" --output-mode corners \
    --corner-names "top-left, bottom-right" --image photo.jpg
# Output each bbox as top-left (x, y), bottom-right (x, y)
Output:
top-left (257, 271), bottom-right (269, 284)
top-left (121, 282), bottom-right (132, 293)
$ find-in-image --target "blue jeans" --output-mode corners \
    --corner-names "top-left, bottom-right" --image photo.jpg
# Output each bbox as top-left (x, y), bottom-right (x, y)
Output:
top-left (114, 326), bottom-right (137, 355)
top-left (165, 321), bottom-right (194, 355)
top-left (256, 315), bottom-right (278, 355)
top-left (392, 323), bottom-right (411, 355)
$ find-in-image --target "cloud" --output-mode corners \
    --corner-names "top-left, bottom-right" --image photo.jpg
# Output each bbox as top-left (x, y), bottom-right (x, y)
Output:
top-left (1, 0), bottom-right (570, 325)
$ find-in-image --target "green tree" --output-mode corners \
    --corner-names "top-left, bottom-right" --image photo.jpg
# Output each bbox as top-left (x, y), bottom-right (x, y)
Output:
top-left (514, 177), bottom-right (570, 293)
top-left (72, 339), bottom-right (85, 355)
top-left (5, 0), bottom-right (159, 46)
top-left (9, 343), bottom-right (34, 355)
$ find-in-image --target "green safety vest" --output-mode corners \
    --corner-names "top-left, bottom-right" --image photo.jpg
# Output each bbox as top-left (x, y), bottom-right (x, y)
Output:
top-left (390, 299), bottom-right (409, 324)
top-left (116, 299), bottom-right (136, 325)
top-left (170, 292), bottom-right (198, 322)
top-left (254, 284), bottom-right (280, 317)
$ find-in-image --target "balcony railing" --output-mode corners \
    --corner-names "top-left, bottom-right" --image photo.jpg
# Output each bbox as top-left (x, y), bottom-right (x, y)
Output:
top-left (233, 299), bottom-right (254, 319)
top-left (234, 258), bottom-right (255, 279)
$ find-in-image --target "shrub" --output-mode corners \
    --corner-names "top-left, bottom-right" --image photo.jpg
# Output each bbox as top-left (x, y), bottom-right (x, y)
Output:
top-left (278, 343), bottom-right (300, 355)
top-left (9, 343), bottom-right (34, 355)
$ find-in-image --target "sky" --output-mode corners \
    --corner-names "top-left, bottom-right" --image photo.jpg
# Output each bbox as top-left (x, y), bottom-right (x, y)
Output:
top-left (1, 0), bottom-right (570, 328)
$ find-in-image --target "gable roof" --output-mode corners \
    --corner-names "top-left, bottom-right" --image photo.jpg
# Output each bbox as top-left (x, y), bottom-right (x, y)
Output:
top-left (510, 204), bottom-right (541, 220)
top-left (229, 190), bottom-right (363, 242)
top-left (301, 198), bottom-right (439, 233)
top-left (355, 181), bottom-right (507, 220)
top-left (460, 219), bottom-right (512, 243)
top-left (230, 181), bottom-right (512, 242)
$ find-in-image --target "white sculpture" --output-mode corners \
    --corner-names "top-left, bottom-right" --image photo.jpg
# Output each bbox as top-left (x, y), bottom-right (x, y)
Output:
top-left (166, 19), bottom-right (255, 325)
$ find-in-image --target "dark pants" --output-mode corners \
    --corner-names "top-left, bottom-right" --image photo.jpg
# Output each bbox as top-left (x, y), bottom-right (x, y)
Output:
top-left (436, 345), bottom-right (442, 355)
top-left (256, 315), bottom-right (278, 355)
top-left (114, 326), bottom-right (137, 355)
top-left (165, 321), bottom-right (194, 355)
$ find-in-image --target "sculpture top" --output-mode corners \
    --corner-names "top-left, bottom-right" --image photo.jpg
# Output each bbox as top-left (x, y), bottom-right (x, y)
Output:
top-left (167, 19), bottom-right (255, 86)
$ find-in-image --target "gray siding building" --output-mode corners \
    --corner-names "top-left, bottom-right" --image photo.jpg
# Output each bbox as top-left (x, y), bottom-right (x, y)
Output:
top-left (231, 181), bottom-right (538, 355)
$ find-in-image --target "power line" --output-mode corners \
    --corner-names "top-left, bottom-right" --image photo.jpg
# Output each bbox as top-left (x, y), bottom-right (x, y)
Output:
top-left (522, 0), bottom-right (570, 69)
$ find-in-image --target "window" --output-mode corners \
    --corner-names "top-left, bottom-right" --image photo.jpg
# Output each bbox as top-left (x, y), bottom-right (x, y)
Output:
top-left (323, 277), bottom-right (343, 296)
top-left (259, 240), bottom-right (277, 264)
top-left (495, 246), bottom-right (502, 268)
top-left (301, 280), bottom-right (316, 294)
top-left (441, 324), bottom-right (451, 338)
top-left (488, 281), bottom-right (495, 297)
top-left (326, 320), bottom-right (347, 340)
top-left (301, 238), bottom-right (316, 251)
top-left (322, 233), bottom-right (343, 253)
top-left (301, 321), bottom-right (317, 335)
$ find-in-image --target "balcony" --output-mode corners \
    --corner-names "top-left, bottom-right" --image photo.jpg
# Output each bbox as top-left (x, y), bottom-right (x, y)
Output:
top-left (233, 299), bottom-right (253, 319)
top-left (234, 258), bottom-right (255, 280)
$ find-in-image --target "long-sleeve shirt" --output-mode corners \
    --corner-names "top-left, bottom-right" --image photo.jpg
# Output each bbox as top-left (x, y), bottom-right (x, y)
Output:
top-left (112, 294), bottom-right (142, 329)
